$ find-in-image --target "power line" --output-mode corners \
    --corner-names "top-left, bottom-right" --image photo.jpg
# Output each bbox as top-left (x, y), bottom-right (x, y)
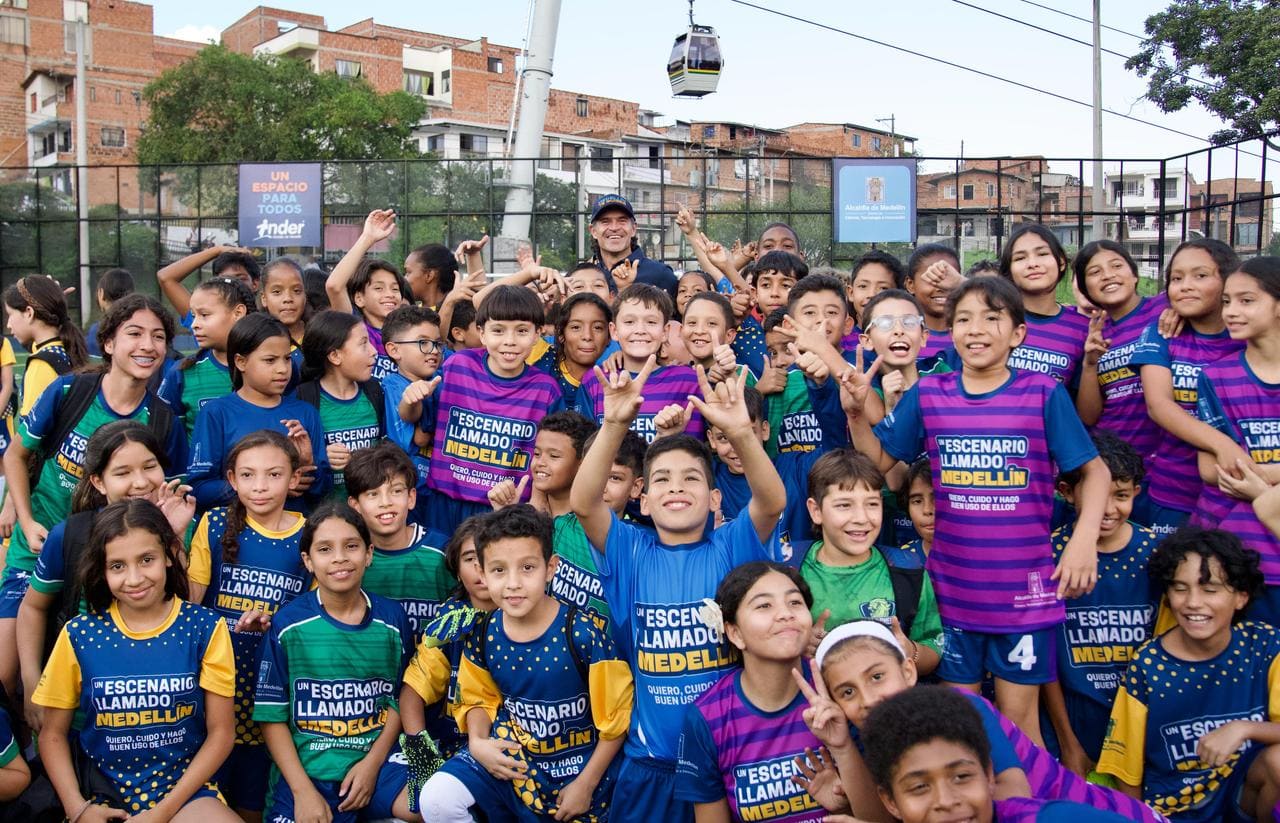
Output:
top-left (949, 0), bottom-right (1216, 89)
top-left (1013, 0), bottom-right (1145, 41)
top-left (724, 0), bottom-right (1213, 145)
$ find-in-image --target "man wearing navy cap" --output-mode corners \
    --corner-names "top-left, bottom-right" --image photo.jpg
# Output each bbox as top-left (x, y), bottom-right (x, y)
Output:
top-left (589, 194), bottom-right (678, 297)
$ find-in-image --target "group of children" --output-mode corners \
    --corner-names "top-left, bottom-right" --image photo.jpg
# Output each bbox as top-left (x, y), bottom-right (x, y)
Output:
top-left (0, 195), bottom-right (1278, 823)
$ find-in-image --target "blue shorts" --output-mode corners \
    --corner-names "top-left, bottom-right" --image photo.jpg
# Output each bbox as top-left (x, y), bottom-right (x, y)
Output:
top-left (424, 493), bottom-right (491, 537)
top-left (95, 783), bottom-right (222, 814)
top-left (611, 756), bottom-right (691, 823)
top-left (938, 626), bottom-right (1057, 686)
top-left (216, 743), bottom-right (270, 811)
top-left (1146, 500), bottom-right (1190, 537)
top-left (0, 567), bottom-right (30, 619)
top-left (265, 751), bottom-right (407, 822)
top-left (436, 749), bottom-right (546, 822)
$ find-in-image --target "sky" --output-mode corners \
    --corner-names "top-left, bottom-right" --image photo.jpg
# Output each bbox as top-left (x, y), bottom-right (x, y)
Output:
top-left (147, 0), bottom-right (1271, 181)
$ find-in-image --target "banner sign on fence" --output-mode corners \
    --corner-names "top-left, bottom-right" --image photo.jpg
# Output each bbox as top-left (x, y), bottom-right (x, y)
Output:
top-left (832, 157), bottom-right (916, 243)
top-left (238, 163), bottom-right (322, 247)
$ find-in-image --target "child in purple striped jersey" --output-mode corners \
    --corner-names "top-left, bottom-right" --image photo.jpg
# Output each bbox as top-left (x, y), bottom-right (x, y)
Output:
top-left (424, 285), bottom-right (564, 534)
top-left (676, 562), bottom-right (828, 821)
top-left (845, 276), bottom-right (1109, 748)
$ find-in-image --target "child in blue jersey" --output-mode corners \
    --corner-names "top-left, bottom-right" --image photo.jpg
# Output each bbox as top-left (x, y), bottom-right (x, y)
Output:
top-left (905, 244), bottom-right (963, 360)
top-left (861, 686), bottom-right (1134, 823)
top-left (400, 517), bottom-right (495, 772)
top-left (894, 458), bottom-right (935, 564)
top-left (324, 209), bottom-right (413, 382)
top-left (17, 421), bottom-right (194, 732)
top-left (675, 562), bottom-right (828, 822)
top-left (680, 291), bottom-right (748, 381)
top-left (424, 285), bottom-right (563, 534)
top-left (157, 244), bottom-right (261, 327)
top-left (255, 502), bottom-right (418, 823)
top-left (297, 310), bottom-right (384, 502)
top-left (998, 225), bottom-right (1090, 392)
top-left (346, 443), bottom-right (454, 637)
top-left (1098, 527), bottom-right (1280, 822)
top-left (1135, 238), bottom-right (1245, 535)
top-left (1042, 433), bottom-right (1159, 778)
top-left (845, 276), bottom-right (1110, 748)
top-left (381, 305), bottom-right (443, 516)
top-left (0, 704), bottom-right (29, 801)
top-left (444, 298), bottom-right (483, 355)
top-left (2, 294), bottom-right (183, 698)
top-left (159, 277), bottom-right (254, 440)
top-left (849, 250), bottom-right (906, 335)
top-left (187, 313), bottom-right (329, 511)
top-left (187, 431), bottom-right (307, 816)
top-left (259, 257), bottom-right (310, 348)
top-left (733, 248), bottom-right (808, 377)
top-left (858, 290), bottom-right (951, 427)
top-left (422, 505), bottom-right (634, 822)
top-left (33, 499), bottom-right (238, 822)
top-left (570, 357), bottom-right (788, 823)
top-left (532, 292), bottom-right (612, 408)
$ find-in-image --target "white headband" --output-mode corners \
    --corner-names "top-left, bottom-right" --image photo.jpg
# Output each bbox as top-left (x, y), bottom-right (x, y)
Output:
top-left (815, 620), bottom-right (905, 669)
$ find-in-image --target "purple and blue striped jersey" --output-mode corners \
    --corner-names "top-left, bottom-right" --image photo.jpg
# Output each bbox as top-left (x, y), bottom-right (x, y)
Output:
top-left (1093, 295), bottom-right (1169, 458)
top-left (427, 348), bottom-right (563, 504)
top-left (576, 363), bottom-right (705, 442)
top-left (1196, 352), bottom-right (1280, 583)
top-left (1131, 322), bottom-right (1242, 513)
top-left (919, 326), bottom-right (953, 360)
top-left (875, 371), bottom-right (1097, 631)
top-left (1010, 306), bottom-right (1090, 389)
top-left (676, 665), bottom-right (825, 821)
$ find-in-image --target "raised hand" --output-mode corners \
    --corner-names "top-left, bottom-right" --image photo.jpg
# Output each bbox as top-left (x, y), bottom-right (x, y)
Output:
top-left (794, 349), bottom-right (831, 384)
top-left (361, 209), bottom-right (397, 244)
top-left (776, 314), bottom-right (832, 356)
top-left (688, 365), bottom-right (751, 437)
top-left (488, 475), bottom-right (529, 510)
top-left (920, 258), bottom-right (962, 292)
top-left (281, 418), bottom-right (314, 466)
top-left (755, 354), bottom-right (789, 395)
top-left (674, 205), bottom-right (697, 236)
top-left (153, 478), bottom-right (196, 537)
top-left (792, 746), bottom-right (850, 813)
top-left (1156, 306), bottom-right (1185, 340)
top-left (881, 369), bottom-right (906, 411)
top-left (457, 234), bottom-right (491, 260)
top-left (836, 348), bottom-right (883, 418)
top-left (729, 289), bottom-right (755, 322)
top-left (792, 666), bottom-right (852, 751)
top-left (805, 608), bottom-right (831, 659)
top-left (403, 377), bottom-right (442, 407)
top-left (596, 354), bottom-right (657, 427)
top-left (707, 344), bottom-right (738, 383)
top-left (612, 258), bottom-right (639, 291)
top-left (1083, 311), bottom-right (1110, 367)
top-left (654, 401), bottom-right (694, 439)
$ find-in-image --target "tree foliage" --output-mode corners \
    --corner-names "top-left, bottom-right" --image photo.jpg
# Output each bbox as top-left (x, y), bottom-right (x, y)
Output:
top-left (1127, 0), bottom-right (1280, 144)
top-left (136, 45), bottom-right (427, 164)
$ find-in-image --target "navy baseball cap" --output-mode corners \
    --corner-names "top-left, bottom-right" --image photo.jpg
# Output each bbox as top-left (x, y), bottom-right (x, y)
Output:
top-left (590, 194), bottom-right (635, 222)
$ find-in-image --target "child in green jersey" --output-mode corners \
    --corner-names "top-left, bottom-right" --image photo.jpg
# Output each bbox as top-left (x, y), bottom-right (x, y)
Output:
top-left (255, 502), bottom-right (418, 823)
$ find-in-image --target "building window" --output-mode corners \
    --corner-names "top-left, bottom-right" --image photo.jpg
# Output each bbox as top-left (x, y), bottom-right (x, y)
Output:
top-left (336, 60), bottom-right (361, 79)
top-left (590, 146), bottom-right (614, 172)
top-left (403, 70), bottom-right (432, 96)
top-left (986, 183), bottom-right (995, 197)
top-left (943, 184), bottom-right (955, 199)
top-left (575, 97), bottom-right (588, 117)
top-left (114, 89), bottom-right (121, 104)
top-left (89, 86), bottom-right (95, 102)
top-left (962, 184), bottom-right (974, 201)
top-left (425, 135), bottom-right (443, 154)
top-left (488, 56), bottom-right (503, 73)
top-left (0, 13), bottom-right (25, 45)
top-left (28, 92), bottom-right (35, 113)
top-left (100, 126), bottom-right (125, 148)
top-left (1156, 177), bottom-right (1178, 200)
top-left (459, 133), bottom-right (489, 156)
top-left (702, 125), bottom-right (716, 139)
top-left (648, 145), bottom-right (661, 170)
top-left (872, 136), bottom-right (881, 151)
top-left (1238, 223), bottom-right (1260, 246)
top-left (63, 22), bottom-right (90, 56)
top-left (440, 70), bottom-right (451, 93)
top-left (852, 134), bottom-right (861, 148)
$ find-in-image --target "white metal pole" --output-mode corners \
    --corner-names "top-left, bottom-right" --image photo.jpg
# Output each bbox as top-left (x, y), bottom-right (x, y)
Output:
top-left (1091, 0), bottom-right (1105, 242)
top-left (74, 17), bottom-right (90, 322)
top-left (499, 0), bottom-right (561, 250)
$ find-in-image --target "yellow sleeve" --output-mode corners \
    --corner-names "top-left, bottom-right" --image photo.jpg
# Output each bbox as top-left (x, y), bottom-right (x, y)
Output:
top-left (1096, 685), bottom-right (1148, 788)
top-left (31, 628), bottom-right (81, 709)
top-left (588, 659), bottom-right (634, 741)
top-left (1268, 652), bottom-right (1280, 721)
top-left (188, 515), bottom-right (213, 587)
top-left (0, 339), bottom-right (14, 368)
top-left (1153, 598), bottom-right (1176, 636)
top-left (19, 359), bottom-right (56, 417)
top-left (526, 336), bottom-right (551, 366)
top-left (455, 654), bottom-right (503, 734)
top-left (403, 643), bottom-right (452, 705)
top-left (198, 617), bottom-right (236, 698)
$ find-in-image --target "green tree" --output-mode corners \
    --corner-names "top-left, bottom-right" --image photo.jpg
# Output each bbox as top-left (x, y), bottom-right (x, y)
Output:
top-left (1127, 1), bottom-right (1280, 144)
top-left (137, 45), bottom-right (426, 164)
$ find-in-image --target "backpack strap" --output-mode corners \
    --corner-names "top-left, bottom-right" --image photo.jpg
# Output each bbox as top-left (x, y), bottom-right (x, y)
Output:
top-left (29, 346), bottom-right (73, 376)
top-left (39, 374), bottom-right (104, 466)
top-left (143, 391), bottom-right (174, 458)
top-left (361, 380), bottom-right (386, 436)
top-left (887, 565), bottom-right (924, 639)
top-left (562, 605), bottom-right (589, 684)
top-left (295, 380), bottom-right (321, 409)
top-left (46, 510), bottom-right (97, 661)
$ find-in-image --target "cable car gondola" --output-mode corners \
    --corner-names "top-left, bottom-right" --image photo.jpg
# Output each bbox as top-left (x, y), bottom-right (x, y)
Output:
top-left (668, 1), bottom-right (722, 98)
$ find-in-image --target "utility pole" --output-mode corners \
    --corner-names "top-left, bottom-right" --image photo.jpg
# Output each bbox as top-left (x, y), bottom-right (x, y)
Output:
top-left (1091, 0), bottom-right (1105, 242)
top-left (877, 114), bottom-right (896, 157)
top-left (69, 0), bottom-right (90, 322)
top-left (497, 0), bottom-right (561, 271)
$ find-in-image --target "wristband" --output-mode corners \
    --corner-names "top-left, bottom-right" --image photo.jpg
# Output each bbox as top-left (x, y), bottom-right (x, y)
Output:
top-left (69, 799), bottom-right (92, 823)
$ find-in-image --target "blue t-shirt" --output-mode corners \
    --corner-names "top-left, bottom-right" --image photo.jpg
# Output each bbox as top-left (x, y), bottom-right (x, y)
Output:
top-left (592, 512), bottom-right (783, 763)
top-left (731, 315), bottom-right (767, 379)
top-left (715, 446), bottom-right (822, 566)
top-left (187, 392), bottom-right (330, 511)
top-left (381, 368), bottom-right (433, 496)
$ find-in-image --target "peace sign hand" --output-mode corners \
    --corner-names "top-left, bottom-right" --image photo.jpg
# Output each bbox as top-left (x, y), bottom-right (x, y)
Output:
top-left (596, 355), bottom-right (657, 427)
top-left (688, 364), bottom-right (750, 437)
top-left (792, 666), bottom-right (852, 752)
top-left (836, 347), bottom-right (882, 418)
top-left (1084, 310), bottom-right (1110, 367)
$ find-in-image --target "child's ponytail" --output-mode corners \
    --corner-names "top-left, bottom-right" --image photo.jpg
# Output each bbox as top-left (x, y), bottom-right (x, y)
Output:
top-left (221, 431), bottom-right (300, 565)
top-left (3, 275), bottom-right (90, 368)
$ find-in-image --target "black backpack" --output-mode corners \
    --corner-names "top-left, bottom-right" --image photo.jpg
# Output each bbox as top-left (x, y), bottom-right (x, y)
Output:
top-left (40, 510), bottom-right (96, 662)
top-left (29, 373), bottom-right (175, 488)
top-left (6, 344), bottom-right (73, 420)
top-left (294, 379), bottom-right (387, 436)
top-left (887, 564), bottom-right (925, 638)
